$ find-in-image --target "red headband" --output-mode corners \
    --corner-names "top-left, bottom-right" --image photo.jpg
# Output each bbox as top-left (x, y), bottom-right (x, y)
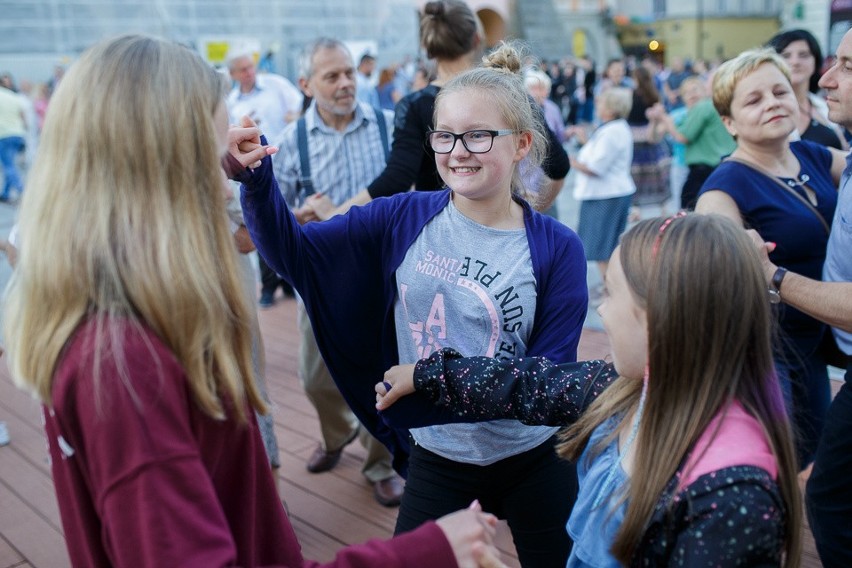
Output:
top-left (652, 212), bottom-right (687, 258)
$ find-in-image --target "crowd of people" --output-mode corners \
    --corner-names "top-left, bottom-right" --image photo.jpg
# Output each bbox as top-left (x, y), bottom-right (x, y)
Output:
top-left (1, 0), bottom-right (851, 566)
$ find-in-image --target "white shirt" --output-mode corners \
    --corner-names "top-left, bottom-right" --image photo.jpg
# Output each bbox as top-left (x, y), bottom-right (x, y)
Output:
top-left (572, 118), bottom-right (636, 201)
top-left (226, 73), bottom-right (303, 146)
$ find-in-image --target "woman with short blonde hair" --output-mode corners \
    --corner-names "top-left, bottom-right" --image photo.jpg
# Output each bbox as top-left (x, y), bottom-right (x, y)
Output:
top-left (697, 47), bottom-right (847, 469)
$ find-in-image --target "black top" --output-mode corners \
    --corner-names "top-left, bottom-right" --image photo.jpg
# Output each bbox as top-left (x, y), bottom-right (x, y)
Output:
top-left (367, 84), bottom-right (570, 199)
top-left (627, 91), bottom-right (653, 127)
top-left (802, 119), bottom-right (844, 150)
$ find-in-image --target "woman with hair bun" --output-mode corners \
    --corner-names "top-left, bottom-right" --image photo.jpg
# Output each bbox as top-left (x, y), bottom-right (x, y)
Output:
top-left (311, 0), bottom-right (569, 217)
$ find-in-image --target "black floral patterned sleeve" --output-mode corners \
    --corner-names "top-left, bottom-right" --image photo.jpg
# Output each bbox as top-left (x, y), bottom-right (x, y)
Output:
top-left (413, 348), bottom-right (618, 426)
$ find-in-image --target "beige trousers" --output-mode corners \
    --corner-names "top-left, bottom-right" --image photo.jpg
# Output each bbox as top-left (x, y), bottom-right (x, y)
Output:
top-left (297, 301), bottom-right (394, 482)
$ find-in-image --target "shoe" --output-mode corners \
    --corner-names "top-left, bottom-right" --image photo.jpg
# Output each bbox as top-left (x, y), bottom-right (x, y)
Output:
top-left (258, 291), bottom-right (275, 309)
top-left (306, 428), bottom-right (359, 473)
top-left (280, 282), bottom-right (296, 298)
top-left (373, 475), bottom-right (404, 507)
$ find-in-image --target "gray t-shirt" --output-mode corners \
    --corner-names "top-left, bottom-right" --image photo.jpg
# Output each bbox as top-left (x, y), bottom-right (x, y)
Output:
top-left (394, 200), bottom-right (558, 465)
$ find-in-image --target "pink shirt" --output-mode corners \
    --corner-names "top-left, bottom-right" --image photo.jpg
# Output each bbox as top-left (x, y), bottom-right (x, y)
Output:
top-left (678, 400), bottom-right (778, 491)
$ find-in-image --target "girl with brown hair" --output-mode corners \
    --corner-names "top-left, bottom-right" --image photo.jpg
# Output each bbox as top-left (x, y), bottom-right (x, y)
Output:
top-left (378, 213), bottom-right (802, 566)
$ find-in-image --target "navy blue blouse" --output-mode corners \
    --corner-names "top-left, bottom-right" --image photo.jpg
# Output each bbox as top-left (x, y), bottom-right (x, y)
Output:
top-left (698, 140), bottom-right (838, 335)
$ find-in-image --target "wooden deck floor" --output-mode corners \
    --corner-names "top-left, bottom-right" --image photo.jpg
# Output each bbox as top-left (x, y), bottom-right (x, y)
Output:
top-left (0, 295), bottom-right (831, 566)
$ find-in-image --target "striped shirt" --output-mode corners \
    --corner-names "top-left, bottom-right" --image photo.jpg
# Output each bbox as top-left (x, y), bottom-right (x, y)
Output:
top-left (272, 101), bottom-right (393, 207)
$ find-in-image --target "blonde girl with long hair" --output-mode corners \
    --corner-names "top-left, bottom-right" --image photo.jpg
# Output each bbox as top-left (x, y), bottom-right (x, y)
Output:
top-left (378, 213), bottom-right (802, 566)
top-left (5, 34), bottom-right (505, 568)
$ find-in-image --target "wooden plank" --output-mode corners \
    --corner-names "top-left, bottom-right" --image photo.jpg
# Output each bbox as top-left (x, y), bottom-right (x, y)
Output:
top-left (0, 450), bottom-right (62, 531)
top-left (0, 533), bottom-right (23, 568)
top-left (0, 480), bottom-right (69, 568)
top-left (0, 290), bottom-right (827, 567)
top-left (0, 405), bottom-right (53, 481)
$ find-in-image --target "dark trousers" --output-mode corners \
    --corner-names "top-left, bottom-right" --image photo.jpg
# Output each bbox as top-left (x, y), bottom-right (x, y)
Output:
top-left (774, 331), bottom-right (831, 467)
top-left (806, 357), bottom-right (852, 567)
top-left (395, 435), bottom-right (577, 568)
top-left (258, 255), bottom-right (293, 297)
top-left (680, 163), bottom-right (717, 210)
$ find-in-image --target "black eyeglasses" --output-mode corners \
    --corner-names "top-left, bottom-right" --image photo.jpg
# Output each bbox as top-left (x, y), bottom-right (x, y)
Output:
top-left (427, 129), bottom-right (515, 154)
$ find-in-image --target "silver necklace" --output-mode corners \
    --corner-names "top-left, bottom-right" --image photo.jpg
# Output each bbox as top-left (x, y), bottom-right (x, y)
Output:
top-left (781, 173), bottom-right (818, 206)
top-left (784, 173), bottom-right (810, 188)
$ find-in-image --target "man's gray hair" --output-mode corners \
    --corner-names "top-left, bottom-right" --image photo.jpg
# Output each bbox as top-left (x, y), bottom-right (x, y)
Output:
top-left (225, 48), bottom-right (255, 70)
top-left (298, 37), bottom-right (352, 80)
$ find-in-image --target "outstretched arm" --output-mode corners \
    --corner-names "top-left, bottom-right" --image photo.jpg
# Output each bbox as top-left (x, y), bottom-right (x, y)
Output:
top-left (377, 348), bottom-right (618, 426)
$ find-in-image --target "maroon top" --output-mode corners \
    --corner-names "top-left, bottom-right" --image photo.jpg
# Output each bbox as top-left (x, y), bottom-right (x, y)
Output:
top-left (44, 318), bottom-right (455, 567)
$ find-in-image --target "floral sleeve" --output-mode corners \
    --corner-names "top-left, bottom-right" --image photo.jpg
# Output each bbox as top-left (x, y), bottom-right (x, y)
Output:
top-left (413, 348), bottom-right (618, 426)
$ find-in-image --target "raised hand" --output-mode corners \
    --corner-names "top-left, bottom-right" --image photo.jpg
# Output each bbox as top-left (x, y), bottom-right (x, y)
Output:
top-left (225, 115), bottom-right (278, 175)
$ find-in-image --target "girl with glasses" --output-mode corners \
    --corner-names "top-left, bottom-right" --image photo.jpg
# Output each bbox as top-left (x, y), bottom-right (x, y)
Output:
top-left (240, 40), bottom-right (588, 567)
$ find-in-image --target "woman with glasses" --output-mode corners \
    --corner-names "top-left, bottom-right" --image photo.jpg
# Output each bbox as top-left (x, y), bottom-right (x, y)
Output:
top-left (567, 87), bottom-right (635, 287)
top-left (240, 41), bottom-right (588, 567)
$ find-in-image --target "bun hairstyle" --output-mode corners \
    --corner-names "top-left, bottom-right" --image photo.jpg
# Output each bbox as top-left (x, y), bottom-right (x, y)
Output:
top-left (480, 41), bottom-right (523, 74)
top-left (420, 0), bottom-right (480, 60)
top-left (435, 41), bottom-right (548, 197)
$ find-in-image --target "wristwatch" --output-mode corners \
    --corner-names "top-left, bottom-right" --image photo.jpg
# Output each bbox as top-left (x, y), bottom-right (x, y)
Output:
top-left (768, 267), bottom-right (788, 304)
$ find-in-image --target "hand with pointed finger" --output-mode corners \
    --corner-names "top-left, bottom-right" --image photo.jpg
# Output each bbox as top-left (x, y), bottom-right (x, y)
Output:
top-left (375, 364), bottom-right (416, 410)
top-left (226, 115), bottom-right (278, 175)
